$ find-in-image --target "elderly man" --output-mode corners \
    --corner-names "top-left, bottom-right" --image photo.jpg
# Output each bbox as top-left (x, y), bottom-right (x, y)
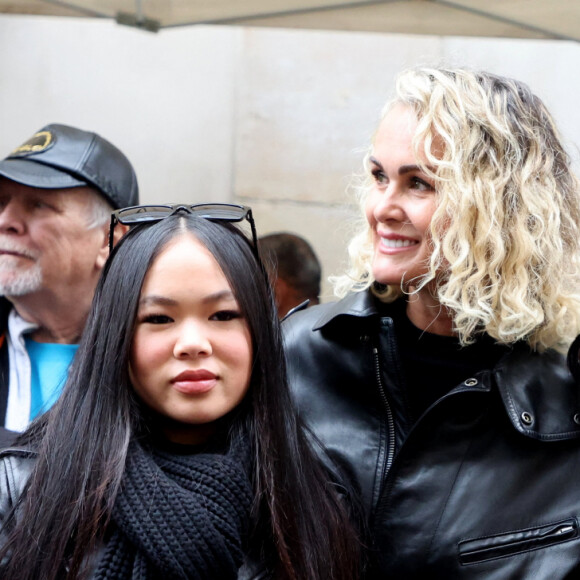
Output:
top-left (0, 123), bottom-right (138, 433)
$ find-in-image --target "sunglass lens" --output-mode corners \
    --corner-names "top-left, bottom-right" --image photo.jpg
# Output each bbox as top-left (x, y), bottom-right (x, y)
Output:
top-left (117, 206), bottom-right (173, 224)
top-left (191, 204), bottom-right (247, 221)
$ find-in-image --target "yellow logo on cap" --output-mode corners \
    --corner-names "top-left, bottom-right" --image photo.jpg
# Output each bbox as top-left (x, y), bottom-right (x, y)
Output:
top-left (10, 131), bottom-right (54, 156)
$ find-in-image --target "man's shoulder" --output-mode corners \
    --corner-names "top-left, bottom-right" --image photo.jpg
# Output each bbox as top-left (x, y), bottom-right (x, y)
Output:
top-left (0, 427), bottom-right (17, 449)
top-left (0, 301), bottom-right (11, 424)
top-left (0, 298), bottom-right (11, 334)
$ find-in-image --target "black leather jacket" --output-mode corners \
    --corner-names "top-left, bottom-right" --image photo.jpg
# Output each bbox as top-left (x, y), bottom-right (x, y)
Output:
top-left (284, 291), bottom-right (580, 579)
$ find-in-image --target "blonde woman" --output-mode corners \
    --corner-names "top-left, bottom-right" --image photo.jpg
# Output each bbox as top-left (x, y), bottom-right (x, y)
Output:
top-left (284, 67), bottom-right (580, 579)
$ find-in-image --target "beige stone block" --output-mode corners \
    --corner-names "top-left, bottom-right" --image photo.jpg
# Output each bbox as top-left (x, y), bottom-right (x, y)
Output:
top-left (234, 27), bottom-right (443, 205)
top-left (240, 197), bottom-right (360, 303)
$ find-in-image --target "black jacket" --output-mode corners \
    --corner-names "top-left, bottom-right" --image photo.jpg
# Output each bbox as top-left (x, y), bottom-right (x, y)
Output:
top-left (0, 298), bottom-right (12, 427)
top-left (284, 291), bottom-right (580, 579)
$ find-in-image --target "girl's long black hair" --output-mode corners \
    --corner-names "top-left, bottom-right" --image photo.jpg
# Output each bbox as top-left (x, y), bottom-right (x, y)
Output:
top-left (0, 214), bottom-right (360, 580)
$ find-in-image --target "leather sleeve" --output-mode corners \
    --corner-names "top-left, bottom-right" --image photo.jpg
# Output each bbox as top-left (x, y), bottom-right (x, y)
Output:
top-left (0, 450), bottom-right (35, 545)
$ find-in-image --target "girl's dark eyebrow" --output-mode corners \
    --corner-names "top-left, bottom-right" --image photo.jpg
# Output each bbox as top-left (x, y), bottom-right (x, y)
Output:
top-left (138, 290), bottom-right (236, 307)
top-left (139, 295), bottom-right (176, 307)
top-left (200, 290), bottom-right (236, 305)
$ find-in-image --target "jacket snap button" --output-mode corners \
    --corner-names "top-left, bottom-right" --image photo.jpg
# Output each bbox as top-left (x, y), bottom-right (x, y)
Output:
top-left (574, 413), bottom-right (580, 426)
top-left (521, 411), bottom-right (534, 426)
top-left (464, 378), bottom-right (478, 386)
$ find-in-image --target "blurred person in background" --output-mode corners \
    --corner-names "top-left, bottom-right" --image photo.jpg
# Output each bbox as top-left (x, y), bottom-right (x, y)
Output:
top-left (258, 232), bottom-right (321, 318)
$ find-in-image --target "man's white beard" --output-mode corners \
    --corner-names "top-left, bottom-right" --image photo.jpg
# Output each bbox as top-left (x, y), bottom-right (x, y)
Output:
top-left (0, 262), bottom-right (42, 296)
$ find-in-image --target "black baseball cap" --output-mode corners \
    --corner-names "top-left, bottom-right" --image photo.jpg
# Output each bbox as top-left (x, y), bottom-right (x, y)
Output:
top-left (0, 124), bottom-right (139, 209)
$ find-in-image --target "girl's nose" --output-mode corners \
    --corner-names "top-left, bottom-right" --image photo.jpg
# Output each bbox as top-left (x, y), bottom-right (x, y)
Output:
top-left (173, 322), bottom-right (212, 359)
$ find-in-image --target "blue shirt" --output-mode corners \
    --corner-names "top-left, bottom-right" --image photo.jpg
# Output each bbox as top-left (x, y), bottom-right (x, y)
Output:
top-left (25, 337), bottom-right (79, 420)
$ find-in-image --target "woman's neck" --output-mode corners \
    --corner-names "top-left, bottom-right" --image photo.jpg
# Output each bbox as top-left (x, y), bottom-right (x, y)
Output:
top-left (405, 288), bottom-right (455, 336)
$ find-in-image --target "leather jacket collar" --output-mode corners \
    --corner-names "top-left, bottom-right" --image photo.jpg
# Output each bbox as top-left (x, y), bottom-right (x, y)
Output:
top-left (308, 291), bottom-right (580, 441)
top-left (312, 290), bottom-right (378, 330)
top-left (494, 344), bottom-right (580, 441)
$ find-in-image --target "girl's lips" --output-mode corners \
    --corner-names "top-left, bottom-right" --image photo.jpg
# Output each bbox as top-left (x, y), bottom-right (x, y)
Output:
top-left (173, 370), bottom-right (216, 382)
top-left (171, 370), bottom-right (217, 395)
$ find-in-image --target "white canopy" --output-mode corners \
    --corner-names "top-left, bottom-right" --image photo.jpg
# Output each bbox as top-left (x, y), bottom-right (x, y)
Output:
top-left (0, 0), bottom-right (578, 40)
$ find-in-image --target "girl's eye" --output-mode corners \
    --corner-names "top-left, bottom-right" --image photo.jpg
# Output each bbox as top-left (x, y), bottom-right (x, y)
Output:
top-left (141, 314), bottom-right (173, 324)
top-left (371, 168), bottom-right (388, 185)
top-left (210, 310), bottom-right (242, 322)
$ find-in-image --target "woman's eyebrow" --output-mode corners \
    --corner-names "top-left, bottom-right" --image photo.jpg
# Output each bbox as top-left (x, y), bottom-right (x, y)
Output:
top-left (370, 156), bottom-right (434, 176)
top-left (399, 164), bottom-right (424, 175)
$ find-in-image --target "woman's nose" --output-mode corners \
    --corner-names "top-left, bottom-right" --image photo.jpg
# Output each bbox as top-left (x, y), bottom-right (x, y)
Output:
top-left (373, 185), bottom-right (406, 223)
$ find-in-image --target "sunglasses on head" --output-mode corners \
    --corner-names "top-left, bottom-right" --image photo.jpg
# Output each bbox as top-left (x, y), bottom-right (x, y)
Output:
top-left (108, 203), bottom-right (259, 254)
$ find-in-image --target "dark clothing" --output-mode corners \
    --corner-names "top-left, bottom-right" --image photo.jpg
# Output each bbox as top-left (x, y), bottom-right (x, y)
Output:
top-left (0, 299), bottom-right (11, 426)
top-left (0, 443), bottom-right (268, 579)
top-left (284, 291), bottom-right (580, 579)
top-left (96, 440), bottom-right (253, 579)
top-left (385, 297), bottom-right (508, 420)
top-left (0, 428), bottom-right (16, 449)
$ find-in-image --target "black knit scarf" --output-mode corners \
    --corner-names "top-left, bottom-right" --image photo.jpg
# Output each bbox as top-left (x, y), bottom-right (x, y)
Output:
top-left (93, 439), bottom-right (253, 580)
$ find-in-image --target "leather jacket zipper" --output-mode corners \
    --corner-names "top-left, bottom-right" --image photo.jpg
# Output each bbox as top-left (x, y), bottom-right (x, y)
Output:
top-left (373, 346), bottom-right (395, 491)
top-left (459, 519), bottom-right (578, 565)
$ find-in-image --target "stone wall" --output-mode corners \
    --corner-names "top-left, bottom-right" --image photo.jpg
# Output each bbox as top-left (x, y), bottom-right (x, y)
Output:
top-left (1, 15), bottom-right (579, 300)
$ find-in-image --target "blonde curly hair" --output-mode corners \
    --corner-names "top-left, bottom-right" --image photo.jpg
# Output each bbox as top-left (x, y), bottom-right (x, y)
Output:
top-left (333, 67), bottom-right (580, 352)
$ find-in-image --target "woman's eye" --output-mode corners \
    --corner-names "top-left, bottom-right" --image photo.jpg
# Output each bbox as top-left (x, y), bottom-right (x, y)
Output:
top-left (371, 169), bottom-right (388, 185)
top-left (210, 310), bottom-right (242, 322)
top-left (141, 314), bottom-right (173, 324)
top-left (411, 177), bottom-right (434, 191)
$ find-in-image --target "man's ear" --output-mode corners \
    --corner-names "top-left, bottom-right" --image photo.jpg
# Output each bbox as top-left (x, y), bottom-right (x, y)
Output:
top-left (95, 223), bottom-right (130, 270)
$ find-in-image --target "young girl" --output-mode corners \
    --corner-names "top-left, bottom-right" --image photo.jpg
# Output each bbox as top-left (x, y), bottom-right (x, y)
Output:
top-left (0, 205), bottom-right (360, 580)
